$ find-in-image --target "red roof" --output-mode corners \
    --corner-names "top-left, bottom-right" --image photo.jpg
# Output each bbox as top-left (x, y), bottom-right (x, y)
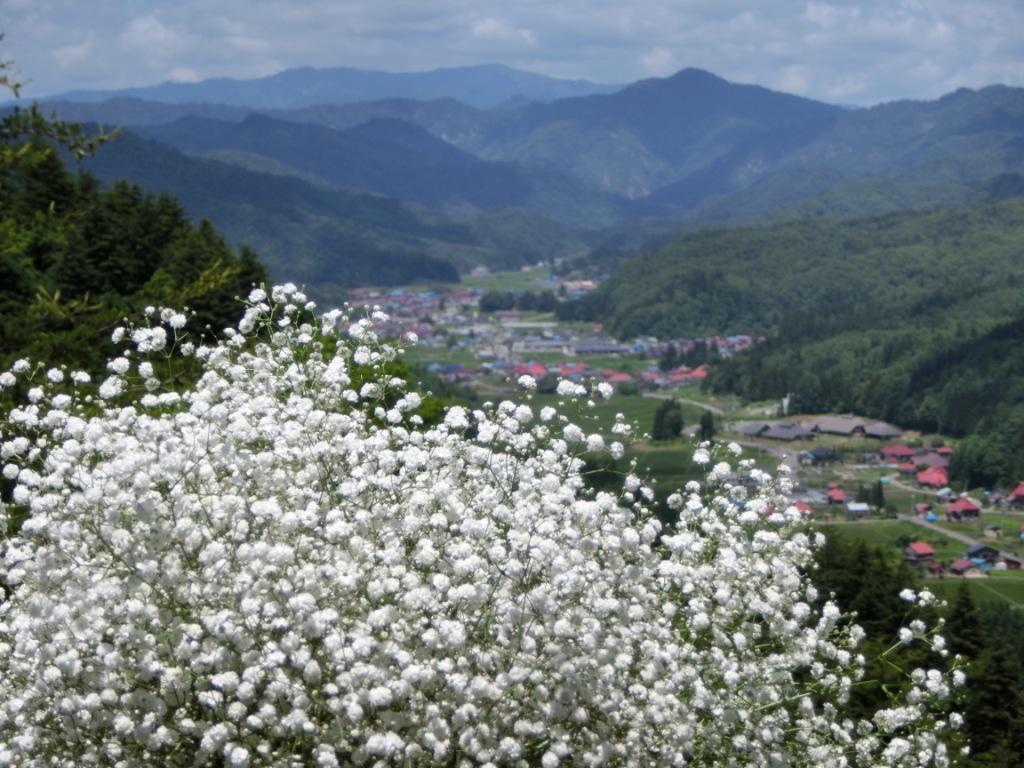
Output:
top-left (604, 371), bottom-right (633, 383)
top-left (827, 489), bottom-right (848, 502)
top-left (1008, 482), bottom-right (1024, 502)
top-left (794, 501), bottom-right (813, 514)
top-left (881, 444), bottom-right (915, 458)
top-left (515, 362), bottom-right (548, 378)
top-left (950, 559), bottom-right (974, 572)
top-left (559, 363), bottom-right (589, 377)
top-left (916, 467), bottom-right (948, 488)
top-left (907, 541), bottom-right (935, 556)
top-left (936, 446), bottom-right (954, 456)
top-left (897, 463), bottom-right (917, 473)
top-left (947, 498), bottom-right (980, 514)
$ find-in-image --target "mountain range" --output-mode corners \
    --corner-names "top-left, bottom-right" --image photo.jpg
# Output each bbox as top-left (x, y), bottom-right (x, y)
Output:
top-left (33, 63), bottom-right (1024, 289)
top-left (41, 63), bottom-right (619, 110)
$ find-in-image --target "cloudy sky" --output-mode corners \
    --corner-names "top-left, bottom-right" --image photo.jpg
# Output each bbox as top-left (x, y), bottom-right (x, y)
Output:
top-left (4, 0), bottom-right (1023, 105)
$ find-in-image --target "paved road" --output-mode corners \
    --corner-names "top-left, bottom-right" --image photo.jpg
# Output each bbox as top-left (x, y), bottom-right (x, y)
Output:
top-left (641, 392), bottom-right (725, 415)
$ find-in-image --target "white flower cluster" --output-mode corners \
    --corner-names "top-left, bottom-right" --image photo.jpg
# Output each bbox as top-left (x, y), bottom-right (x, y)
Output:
top-left (0, 288), bottom-right (954, 767)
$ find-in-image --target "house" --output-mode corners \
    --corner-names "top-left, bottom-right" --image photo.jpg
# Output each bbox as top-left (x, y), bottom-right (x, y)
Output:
top-left (558, 362), bottom-right (589, 380)
top-left (600, 370), bottom-right (634, 385)
top-left (514, 362), bottom-right (548, 380)
top-left (793, 501), bottom-right (814, 515)
top-left (966, 544), bottom-right (999, 563)
top-left (827, 488), bottom-right (849, 504)
top-left (735, 422), bottom-right (770, 437)
top-left (917, 467), bottom-right (949, 488)
top-left (801, 447), bottom-right (838, 465)
top-left (805, 415), bottom-right (866, 436)
top-left (846, 501), bottom-right (871, 518)
top-left (983, 524), bottom-right (1001, 540)
top-left (914, 503), bottom-right (933, 515)
top-left (914, 451), bottom-right (949, 470)
top-left (761, 422), bottom-right (815, 441)
top-left (904, 540), bottom-right (936, 565)
top-left (946, 498), bottom-right (980, 520)
top-left (950, 559), bottom-right (985, 577)
top-left (936, 446), bottom-right (954, 457)
top-left (880, 443), bottom-right (916, 461)
top-left (1007, 481), bottom-right (1024, 506)
top-left (864, 422), bottom-right (902, 440)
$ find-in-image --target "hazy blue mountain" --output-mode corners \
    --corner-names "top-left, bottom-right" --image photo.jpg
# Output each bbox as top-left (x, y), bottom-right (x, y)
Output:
top-left (31, 97), bottom-right (253, 126)
top-left (46, 64), bottom-right (619, 109)
top-left (78, 130), bottom-right (508, 296)
top-left (77, 127), bottom-right (592, 287)
top-left (41, 68), bottom-right (1024, 243)
top-left (472, 68), bottom-right (844, 197)
top-left (137, 113), bottom-right (527, 207)
top-left (135, 113), bottom-right (621, 227)
top-left (654, 84), bottom-right (1024, 223)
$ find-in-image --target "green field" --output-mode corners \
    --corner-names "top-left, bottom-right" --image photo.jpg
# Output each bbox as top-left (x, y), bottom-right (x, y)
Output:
top-left (927, 572), bottom-right (1024, 609)
top-left (460, 265), bottom-right (555, 292)
top-left (821, 520), bottom-right (966, 562)
top-left (926, 510), bottom-right (1024, 556)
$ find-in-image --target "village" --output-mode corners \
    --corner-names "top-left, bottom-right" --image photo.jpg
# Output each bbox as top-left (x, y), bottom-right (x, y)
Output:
top-left (348, 266), bottom-right (1024, 610)
top-left (346, 266), bottom-right (759, 393)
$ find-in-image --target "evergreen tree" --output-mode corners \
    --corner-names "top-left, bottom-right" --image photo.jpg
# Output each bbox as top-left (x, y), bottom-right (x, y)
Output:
top-left (699, 411), bottom-right (715, 442)
top-left (651, 398), bottom-right (683, 440)
top-left (658, 343), bottom-right (679, 372)
top-left (945, 584), bottom-right (985, 660)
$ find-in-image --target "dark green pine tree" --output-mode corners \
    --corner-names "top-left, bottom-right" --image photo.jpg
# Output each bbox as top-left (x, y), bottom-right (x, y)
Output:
top-left (699, 411), bottom-right (715, 443)
top-left (944, 583), bottom-right (985, 660)
top-left (961, 638), bottom-right (1024, 766)
top-left (658, 343), bottom-right (679, 372)
top-left (651, 398), bottom-right (683, 441)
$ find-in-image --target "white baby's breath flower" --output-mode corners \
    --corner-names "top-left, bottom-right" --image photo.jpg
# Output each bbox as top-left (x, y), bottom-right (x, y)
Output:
top-left (517, 374), bottom-right (537, 391)
top-left (0, 285), bottom-right (954, 768)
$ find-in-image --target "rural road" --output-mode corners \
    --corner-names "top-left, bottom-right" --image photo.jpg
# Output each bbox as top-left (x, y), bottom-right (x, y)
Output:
top-left (641, 392), bottom-right (725, 415)
top-left (898, 514), bottom-right (1022, 562)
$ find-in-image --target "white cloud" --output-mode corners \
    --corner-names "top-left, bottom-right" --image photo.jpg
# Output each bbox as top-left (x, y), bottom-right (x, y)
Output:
top-left (469, 17), bottom-right (537, 47)
top-left (641, 47), bottom-right (680, 77)
top-left (1, 0), bottom-right (1022, 104)
top-left (168, 66), bottom-right (201, 83)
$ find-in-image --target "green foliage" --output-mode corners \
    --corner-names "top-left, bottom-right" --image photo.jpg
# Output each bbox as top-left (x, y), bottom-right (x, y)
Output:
top-left (699, 411), bottom-right (715, 443)
top-left (0, 92), bottom-right (268, 379)
top-left (478, 289), bottom-right (558, 313)
top-left (811, 535), bottom-right (932, 720)
top-left (651, 398), bottom-right (684, 440)
top-left (814, 538), bottom-right (1024, 767)
top-left (944, 587), bottom-right (1024, 767)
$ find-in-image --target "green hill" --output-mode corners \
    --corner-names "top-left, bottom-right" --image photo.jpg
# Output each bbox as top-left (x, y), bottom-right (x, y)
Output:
top-left (565, 199), bottom-right (1024, 483)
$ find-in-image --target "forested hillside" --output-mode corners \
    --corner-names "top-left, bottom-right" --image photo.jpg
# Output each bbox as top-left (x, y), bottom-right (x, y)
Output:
top-left (566, 199), bottom-right (1024, 484)
top-left (0, 108), bottom-right (266, 377)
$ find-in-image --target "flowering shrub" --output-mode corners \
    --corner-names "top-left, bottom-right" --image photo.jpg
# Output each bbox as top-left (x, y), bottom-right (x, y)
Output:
top-left (1, 286), bottom-right (955, 766)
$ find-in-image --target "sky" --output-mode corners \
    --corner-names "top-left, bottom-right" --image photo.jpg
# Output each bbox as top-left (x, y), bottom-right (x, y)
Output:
top-left (3, 0), bottom-right (1024, 105)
